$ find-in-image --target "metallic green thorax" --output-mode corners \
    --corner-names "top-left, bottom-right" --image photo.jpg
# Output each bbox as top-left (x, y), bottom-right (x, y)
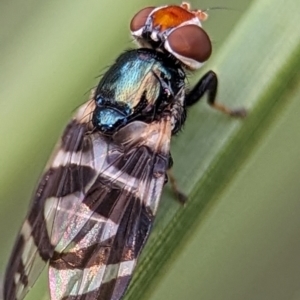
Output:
top-left (92, 49), bottom-right (185, 134)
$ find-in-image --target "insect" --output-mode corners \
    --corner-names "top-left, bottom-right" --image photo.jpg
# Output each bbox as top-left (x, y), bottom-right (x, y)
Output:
top-left (4, 2), bottom-right (246, 300)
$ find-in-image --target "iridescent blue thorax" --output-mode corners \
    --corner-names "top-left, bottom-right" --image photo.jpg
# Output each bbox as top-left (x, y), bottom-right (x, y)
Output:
top-left (92, 48), bottom-right (185, 134)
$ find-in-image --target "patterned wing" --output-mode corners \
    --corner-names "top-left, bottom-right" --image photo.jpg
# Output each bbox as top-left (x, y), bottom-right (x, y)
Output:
top-left (4, 99), bottom-right (172, 300)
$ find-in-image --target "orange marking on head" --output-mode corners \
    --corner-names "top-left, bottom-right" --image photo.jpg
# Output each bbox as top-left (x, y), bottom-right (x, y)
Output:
top-left (151, 3), bottom-right (208, 32)
top-left (151, 6), bottom-right (195, 31)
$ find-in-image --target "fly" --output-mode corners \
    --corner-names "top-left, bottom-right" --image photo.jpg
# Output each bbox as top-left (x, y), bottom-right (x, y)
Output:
top-left (4, 2), bottom-right (246, 300)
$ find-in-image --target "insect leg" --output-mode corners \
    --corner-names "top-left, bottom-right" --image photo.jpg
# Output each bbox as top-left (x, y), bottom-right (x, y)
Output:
top-left (185, 70), bottom-right (247, 117)
top-left (167, 154), bottom-right (187, 204)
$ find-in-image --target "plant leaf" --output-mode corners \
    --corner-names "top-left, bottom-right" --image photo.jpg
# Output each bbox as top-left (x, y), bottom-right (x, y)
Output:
top-left (125, 0), bottom-right (300, 299)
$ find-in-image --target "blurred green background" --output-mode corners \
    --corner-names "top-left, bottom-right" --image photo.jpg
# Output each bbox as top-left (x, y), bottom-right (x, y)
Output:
top-left (1, 0), bottom-right (300, 300)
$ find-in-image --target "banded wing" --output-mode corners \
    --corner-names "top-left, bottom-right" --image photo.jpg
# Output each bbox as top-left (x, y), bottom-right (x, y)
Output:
top-left (4, 99), bottom-right (172, 300)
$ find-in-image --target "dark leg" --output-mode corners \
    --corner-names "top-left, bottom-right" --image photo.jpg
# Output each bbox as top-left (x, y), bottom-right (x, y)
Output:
top-left (185, 70), bottom-right (247, 117)
top-left (167, 154), bottom-right (187, 204)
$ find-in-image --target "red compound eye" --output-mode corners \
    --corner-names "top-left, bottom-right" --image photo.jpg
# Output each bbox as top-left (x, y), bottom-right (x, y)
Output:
top-left (130, 7), bottom-right (155, 33)
top-left (166, 24), bottom-right (212, 65)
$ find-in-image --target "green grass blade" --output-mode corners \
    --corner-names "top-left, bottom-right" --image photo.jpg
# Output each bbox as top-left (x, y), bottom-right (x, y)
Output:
top-left (125, 0), bottom-right (300, 299)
